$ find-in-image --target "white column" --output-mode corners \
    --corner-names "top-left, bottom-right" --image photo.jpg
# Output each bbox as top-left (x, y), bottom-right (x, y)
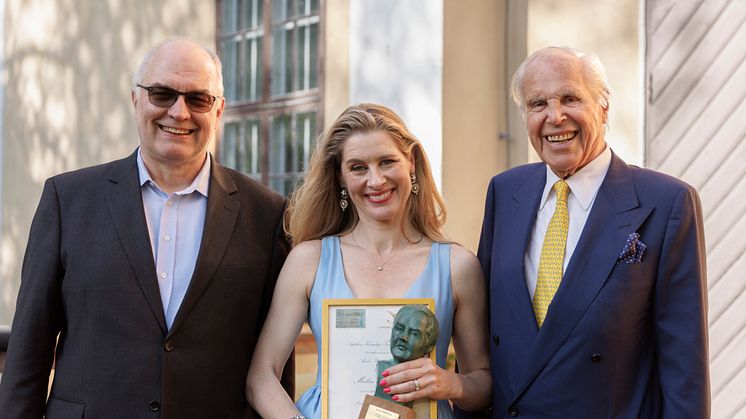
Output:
top-left (348, 0), bottom-right (444, 189)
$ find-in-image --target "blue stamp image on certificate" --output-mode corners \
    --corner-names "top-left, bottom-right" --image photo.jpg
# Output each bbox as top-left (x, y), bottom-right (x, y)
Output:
top-left (336, 308), bottom-right (366, 328)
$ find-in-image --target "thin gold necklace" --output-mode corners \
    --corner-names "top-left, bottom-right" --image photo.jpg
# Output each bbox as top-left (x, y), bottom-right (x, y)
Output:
top-left (350, 232), bottom-right (407, 272)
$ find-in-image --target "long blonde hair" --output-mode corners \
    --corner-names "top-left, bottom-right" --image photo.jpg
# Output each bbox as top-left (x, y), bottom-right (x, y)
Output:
top-left (286, 103), bottom-right (447, 245)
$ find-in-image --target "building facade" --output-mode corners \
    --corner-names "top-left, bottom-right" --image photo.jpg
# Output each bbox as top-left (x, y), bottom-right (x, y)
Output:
top-left (1, 0), bottom-right (742, 416)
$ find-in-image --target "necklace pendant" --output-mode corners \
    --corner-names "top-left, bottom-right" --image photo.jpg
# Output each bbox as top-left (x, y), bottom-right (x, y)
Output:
top-left (377, 266), bottom-right (383, 271)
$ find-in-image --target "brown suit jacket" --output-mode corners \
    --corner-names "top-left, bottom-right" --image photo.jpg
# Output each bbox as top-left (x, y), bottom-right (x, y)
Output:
top-left (0, 151), bottom-right (293, 418)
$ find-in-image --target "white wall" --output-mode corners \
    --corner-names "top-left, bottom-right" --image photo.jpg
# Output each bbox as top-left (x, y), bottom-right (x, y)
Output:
top-left (0, 0), bottom-right (216, 325)
top-left (0, 0), bottom-right (5, 304)
top-left (525, 0), bottom-right (643, 166)
top-left (348, 0), bottom-right (443, 188)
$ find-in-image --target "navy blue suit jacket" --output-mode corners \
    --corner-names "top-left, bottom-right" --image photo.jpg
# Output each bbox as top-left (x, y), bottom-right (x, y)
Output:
top-left (475, 153), bottom-right (709, 418)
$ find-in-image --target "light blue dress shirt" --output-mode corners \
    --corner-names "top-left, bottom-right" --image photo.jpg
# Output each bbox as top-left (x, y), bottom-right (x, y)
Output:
top-left (137, 149), bottom-right (210, 329)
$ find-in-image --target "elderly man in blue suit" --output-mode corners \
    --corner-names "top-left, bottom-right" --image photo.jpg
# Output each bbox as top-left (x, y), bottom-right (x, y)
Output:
top-left (475, 47), bottom-right (709, 418)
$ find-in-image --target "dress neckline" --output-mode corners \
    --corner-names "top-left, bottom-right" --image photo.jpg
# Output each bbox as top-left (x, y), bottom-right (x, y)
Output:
top-left (334, 235), bottom-right (436, 299)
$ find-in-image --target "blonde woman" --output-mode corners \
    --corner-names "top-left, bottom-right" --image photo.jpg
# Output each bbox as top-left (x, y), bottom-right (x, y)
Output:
top-left (247, 104), bottom-right (491, 418)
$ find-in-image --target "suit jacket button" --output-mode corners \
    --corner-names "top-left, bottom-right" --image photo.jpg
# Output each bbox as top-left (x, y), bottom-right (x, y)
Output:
top-left (509, 405), bottom-right (519, 416)
top-left (591, 353), bottom-right (602, 362)
top-left (492, 335), bottom-right (500, 346)
top-left (164, 341), bottom-right (175, 352)
top-left (148, 401), bottom-right (161, 412)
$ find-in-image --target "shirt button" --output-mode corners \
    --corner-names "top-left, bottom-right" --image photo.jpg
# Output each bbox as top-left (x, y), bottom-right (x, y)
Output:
top-left (148, 401), bottom-right (160, 412)
top-left (160, 272), bottom-right (167, 279)
top-left (166, 200), bottom-right (174, 207)
top-left (164, 341), bottom-right (175, 352)
top-left (492, 335), bottom-right (500, 346)
top-left (164, 235), bottom-right (171, 242)
top-left (509, 405), bottom-right (519, 416)
top-left (591, 353), bottom-right (602, 362)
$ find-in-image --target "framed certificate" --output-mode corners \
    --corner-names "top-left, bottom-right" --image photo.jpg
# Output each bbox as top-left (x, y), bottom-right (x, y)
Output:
top-left (321, 298), bottom-right (438, 419)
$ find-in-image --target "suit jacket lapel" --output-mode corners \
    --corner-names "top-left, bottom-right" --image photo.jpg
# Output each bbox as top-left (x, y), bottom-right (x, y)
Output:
top-left (105, 151), bottom-right (167, 334)
top-left (512, 153), bottom-right (653, 400)
top-left (498, 166), bottom-right (546, 393)
top-left (168, 159), bottom-right (239, 335)
top-left (503, 166), bottom-right (546, 346)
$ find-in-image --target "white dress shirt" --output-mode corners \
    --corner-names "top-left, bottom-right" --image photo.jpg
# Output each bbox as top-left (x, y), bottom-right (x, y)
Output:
top-left (137, 149), bottom-right (210, 329)
top-left (524, 146), bottom-right (612, 299)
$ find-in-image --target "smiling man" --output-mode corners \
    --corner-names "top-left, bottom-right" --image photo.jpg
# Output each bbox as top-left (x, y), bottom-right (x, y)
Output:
top-left (471, 47), bottom-right (710, 418)
top-left (0, 38), bottom-right (292, 418)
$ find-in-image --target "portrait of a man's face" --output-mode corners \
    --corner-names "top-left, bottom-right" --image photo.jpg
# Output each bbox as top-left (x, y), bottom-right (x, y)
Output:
top-left (373, 304), bottom-right (439, 406)
top-left (389, 305), bottom-right (438, 362)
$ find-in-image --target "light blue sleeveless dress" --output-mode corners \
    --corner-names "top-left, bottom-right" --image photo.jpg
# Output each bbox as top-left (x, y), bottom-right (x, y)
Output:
top-left (295, 236), bottom-right (455, 419)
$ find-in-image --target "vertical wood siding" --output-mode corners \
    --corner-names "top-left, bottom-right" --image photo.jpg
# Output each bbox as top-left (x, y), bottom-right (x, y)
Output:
top-left (646, 1), bottom-right (746, 417)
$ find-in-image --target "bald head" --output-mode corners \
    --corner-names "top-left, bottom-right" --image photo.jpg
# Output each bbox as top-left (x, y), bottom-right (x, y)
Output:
top-left (133, 38), bottom-right (224, 96)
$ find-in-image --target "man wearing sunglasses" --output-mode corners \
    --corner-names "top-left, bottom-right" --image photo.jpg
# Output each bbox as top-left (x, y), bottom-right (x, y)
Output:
top-left (0, 38), bottom-right (293, 418)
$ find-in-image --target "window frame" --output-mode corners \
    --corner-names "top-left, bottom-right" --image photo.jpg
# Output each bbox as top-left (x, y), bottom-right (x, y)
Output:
top-left (216, 0), bottom-right (325, 192)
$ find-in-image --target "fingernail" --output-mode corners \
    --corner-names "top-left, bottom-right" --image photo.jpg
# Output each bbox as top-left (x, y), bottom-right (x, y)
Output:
top-left (379, 379), bottom-right (387, 386)
top-left (383, 387), bottom-right (391, 394)
top-left (392, 395), bottom-right (399, 401)
top-left (382, 371), bottom-right (389, 377)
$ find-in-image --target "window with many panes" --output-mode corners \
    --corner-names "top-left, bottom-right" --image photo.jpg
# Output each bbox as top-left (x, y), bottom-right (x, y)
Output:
top-left (218, 0), bottom-right (322, 195)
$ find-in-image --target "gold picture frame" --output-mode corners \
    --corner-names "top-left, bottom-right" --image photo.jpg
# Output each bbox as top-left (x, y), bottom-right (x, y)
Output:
top-left (321, 298), bottom-right (438, 419)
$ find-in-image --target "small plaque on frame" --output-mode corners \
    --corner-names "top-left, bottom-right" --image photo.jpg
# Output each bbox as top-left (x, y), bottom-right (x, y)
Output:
top-left (358, 395), bottom-right (416, 419)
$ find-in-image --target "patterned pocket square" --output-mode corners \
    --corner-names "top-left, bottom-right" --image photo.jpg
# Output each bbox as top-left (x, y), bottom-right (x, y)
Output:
top-left (618, 232), bottom-right (646, 263)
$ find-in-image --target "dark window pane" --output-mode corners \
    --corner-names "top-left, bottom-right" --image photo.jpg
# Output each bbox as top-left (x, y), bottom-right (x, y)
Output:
top-left (241, 119), bottom-right (262, 177)
top-left (221, 121), bottom-right (241, 168)
top-left (221, 119), bottom-right (263, 179)
top-left (270, 114), bottom-right (292, 177)
top-left (222, 0), bottom-right (239, 34)
top-left (295, 111), bottom-right (317, 172)
top-left (240, 32), bottom-right (263, 101)
top-left (295, 19), bottom-right (318, 91)
top-left (269, 178), bottom-right (284, 195)
top-left (297, 0), bottom-right (319, 16)
top-left (269, 177), bottom-right (296, 196)
top-left (221, 39), bottom-right (239, 101)
top-left (284, 178), bottom-right (296, 194)
top-left (272, 0), bottom-right (292, 22)
top-left (271, 25), bottom-right (293, 96)
top-left (241, 0), bottom-right (263, 29)
top-left (308, 21), bottom-right (318, 88)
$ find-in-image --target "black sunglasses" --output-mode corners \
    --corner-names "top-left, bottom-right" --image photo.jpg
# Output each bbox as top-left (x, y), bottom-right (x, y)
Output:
top-left (136, 84), bottom-right (220, 113)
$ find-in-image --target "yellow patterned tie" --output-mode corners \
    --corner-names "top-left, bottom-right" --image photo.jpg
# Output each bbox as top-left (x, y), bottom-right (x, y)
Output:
top-left (533, 179), bottom-right (570, 327)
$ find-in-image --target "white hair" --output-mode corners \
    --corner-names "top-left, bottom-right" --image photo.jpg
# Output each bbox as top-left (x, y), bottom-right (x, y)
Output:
top-left (510, 46), bottom-right (612, 115)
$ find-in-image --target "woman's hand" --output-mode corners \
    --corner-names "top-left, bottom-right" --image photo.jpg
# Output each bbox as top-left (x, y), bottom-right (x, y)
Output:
top-left (377, 245), bottom-right (493, 411)
top-left (378, 357), bottom-right (462, 404)
top-left (246, 241), bottom-right (321, 419)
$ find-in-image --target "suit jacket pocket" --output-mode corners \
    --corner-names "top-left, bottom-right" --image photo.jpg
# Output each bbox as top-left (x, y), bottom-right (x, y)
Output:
top-left (609, 260), bottom-right (643, 280)
top-left (218, 265), bottom-right (266, 282)
top-left (606, 260), bottom-right (654, 296)
top-left (46, 395), bottom-right (85, 419)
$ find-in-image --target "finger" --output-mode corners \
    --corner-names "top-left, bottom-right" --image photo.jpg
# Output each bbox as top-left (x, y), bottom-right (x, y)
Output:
top-left (386, 378), bottom-right (421, 398)
top-left (390, 378), bottom-right (429, 403)
top-left (382, 358), bottom-right (428, 376)
top-left (383, 365), bottom-right (449, 403)
top-left (382, 358), bottom-right (435, 385)
top-left (386, 371), bottom-right (436, 396)
top-left (380, 365), bottom-right (426, 387)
